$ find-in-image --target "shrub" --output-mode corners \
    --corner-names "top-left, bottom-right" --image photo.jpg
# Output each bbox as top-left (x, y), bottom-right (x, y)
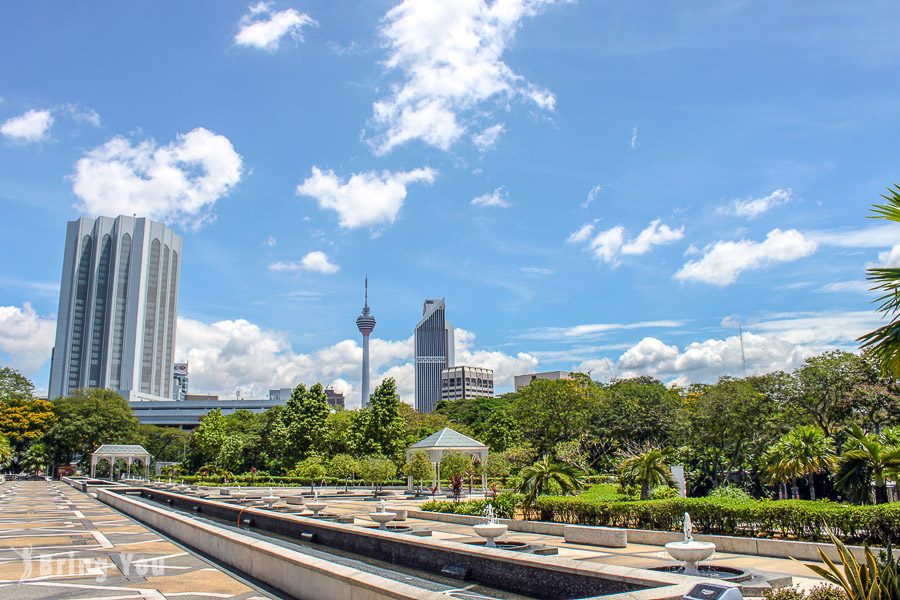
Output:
top-left (708, 485), bottom-right (754, 502)
top-left (649, 485), bottom-right (679, 500)
top-left (528, 496), bottom-right (900, 545)
top-left (421, 493), bottom-right (522, 519)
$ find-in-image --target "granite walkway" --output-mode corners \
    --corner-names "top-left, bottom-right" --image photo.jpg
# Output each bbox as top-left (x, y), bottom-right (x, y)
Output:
top-left (0, 480), bottom-right (275, 599)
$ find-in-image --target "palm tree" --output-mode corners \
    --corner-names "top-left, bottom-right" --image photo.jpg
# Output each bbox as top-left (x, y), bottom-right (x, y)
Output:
top-left (835, 425), bottom-right (900, 504)
top-left (618, 448), bottom-right (674, 500)
top-left (779, 426), bottom-right (835, 501)
top-left (518, 455), bottom-right (585, 506)
top-left (0, 435), bottom-right (12, 471)
top-left (858, 186), bottom-right (900, 376)
top-left (761, 441), bottom-right (794, 500)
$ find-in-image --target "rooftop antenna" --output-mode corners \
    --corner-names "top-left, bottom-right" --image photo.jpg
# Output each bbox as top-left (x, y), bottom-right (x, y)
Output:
top-left (738, 320), bottom-right (747, 376)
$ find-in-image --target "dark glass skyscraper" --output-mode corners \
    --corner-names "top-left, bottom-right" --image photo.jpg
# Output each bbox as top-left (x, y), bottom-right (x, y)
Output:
top-left (414, 298), bottom-right (454, 413)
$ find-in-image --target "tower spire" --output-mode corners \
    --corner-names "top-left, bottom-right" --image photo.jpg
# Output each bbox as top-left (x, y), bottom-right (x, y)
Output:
top-left (356, 276), bottom-right (376, 408)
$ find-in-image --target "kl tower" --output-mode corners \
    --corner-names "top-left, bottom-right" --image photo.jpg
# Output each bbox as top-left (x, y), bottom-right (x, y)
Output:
top-left (356, 276), bottom-right (376, 408)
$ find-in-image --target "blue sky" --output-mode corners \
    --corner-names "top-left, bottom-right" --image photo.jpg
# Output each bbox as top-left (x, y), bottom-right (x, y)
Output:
top-left (2, 1), bottom-right (899, 406)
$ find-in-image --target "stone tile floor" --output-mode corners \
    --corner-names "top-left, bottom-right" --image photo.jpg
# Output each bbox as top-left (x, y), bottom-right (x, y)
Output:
top-left (0, 481), bottom-right (274, 599)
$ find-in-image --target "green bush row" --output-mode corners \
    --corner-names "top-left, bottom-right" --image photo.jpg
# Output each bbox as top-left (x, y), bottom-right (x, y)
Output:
top-left (171, 475), bottom-right (407, 487)
top-left (530, 496), bottom-right (900, 545)
top-left (420, 493), bottom-right (522, 519)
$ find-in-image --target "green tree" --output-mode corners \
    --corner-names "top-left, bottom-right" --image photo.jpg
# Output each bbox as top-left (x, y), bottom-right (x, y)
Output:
top-left (139, 424), bottom-right (190, 463)
top-left (835, 425), bottom-right (900, 504)
top-left (0, 367), bottom-right (35, 402)
top-left (434, 395), bottom-right (513, 437)
top-left (322, 409), bottom-right (356, 456)
top-left (43, 388), bottom-right (139, 469)
top-left (483, 453), bottom-right (513, 484)
top-left (481, 410), bottom-right (522, 452)
top-left (282, 383), bottom-right (331, 462)
top-left (779, 425), bottom-right (835, 500)
top-left (792, 351), bottom-right (870, 435)
top-left (0, 397), bottom-right (56, 465)
top-left (510, 375), bottom-right (601, 455)
top-left (518, 455), bottom-right (585, 506)
top-left (358, 456), bottom-right (397, 491)
top-left (19, 441), bottom-right (47, 475)
top-left (0, 435), bottom-right (13, 469)
top-left (439, 451), bottom-right (473, 480)
top-left (595, 377), bottom-right (681, 449)
top-left (403, 450), bottom-right (433, 492)
top-left (292, 454), bottom-right (327, 492)
top-left (618, 448), bottom-right (674, 501)
top-left (192, 408), bottom-right (227, 465)
top-left (216, 435), bottom-right (246, 473)
top-left (350, 378), bottom-right (407, 458)
top-left (328, 453), bottom-right (360, 491)
top-left (859, 185), bottom-right (900, 376)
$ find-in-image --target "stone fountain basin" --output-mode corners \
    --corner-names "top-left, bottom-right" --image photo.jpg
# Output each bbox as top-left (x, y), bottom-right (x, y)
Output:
top-left (262, 496), bottom-right (280, 506)
top-left (664, 541), bottom-right (715, 563)
top-left (305, 502), bottom-right (328, 513)
top-left (474, 523), bottom-right (508, 541)
top-left (369, 511), bottom-right (397, 525)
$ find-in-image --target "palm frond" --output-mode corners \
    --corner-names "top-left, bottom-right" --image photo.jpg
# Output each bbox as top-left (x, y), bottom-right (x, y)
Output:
top-left (869, 185), bottom-right (900, 222)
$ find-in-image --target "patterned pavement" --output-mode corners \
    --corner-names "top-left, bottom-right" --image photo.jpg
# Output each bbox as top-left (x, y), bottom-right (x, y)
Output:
top-left (0, 480), bottom-right (275, 599)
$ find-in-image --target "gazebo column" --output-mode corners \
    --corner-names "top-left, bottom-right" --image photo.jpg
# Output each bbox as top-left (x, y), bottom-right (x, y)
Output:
top-left (126, 458), bottom-right (132, 479)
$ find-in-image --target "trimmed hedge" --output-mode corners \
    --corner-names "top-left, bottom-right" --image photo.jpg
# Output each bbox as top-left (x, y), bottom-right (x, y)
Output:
top-left (421, 493), bottom-right (521, 519)
top-left (173, 475), bottom-right (406, 487)
top-left (530, 496), bottom-right (900, 546)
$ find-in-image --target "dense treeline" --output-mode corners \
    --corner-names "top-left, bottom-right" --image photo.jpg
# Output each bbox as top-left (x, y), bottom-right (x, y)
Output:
top-left (1, 349), bottom-right (898, 504)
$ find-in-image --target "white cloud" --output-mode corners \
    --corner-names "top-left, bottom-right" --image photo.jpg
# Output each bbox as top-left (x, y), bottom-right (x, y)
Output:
top-left (471, 186), bottom-right (511, 208)
top-left (269, 250), bottom-right (340, 275)
top-left (472, 123), bottom-right (505, 151)
top-left (0, 303), bottom-right (56, 374)
top-left (175, 317), bottom-right (529, 408)
top-left (719, 188), bottom-right (792, 219)
top-left (875, 244), bottom-right (900, 267)
top-left (582, 184), bottom-right (603, 208)
top-left (522, 319), bottom-right (684, 341)
top-left (370, 0), bottom-right (561, 154)
top-left (264, 236), bottom-right (277, 247)
top-left (820, 280), bottom-right (871, 294)
top-left (235, 2), bottom-right (316, 51)
top-left (1, 109), bottom-right (54, 142)
top-left (808, 223), bottom-right (900, 248)
top-left (72, 128), bottom-right (243, 230)
top-left (629, 126), bottom-right (638, 150)
top-left (62, 104), bottom-right (101, 127)
top-left (675, 229), bottom-right (817, 286)
top-left (570, 219), bottom-right (684, 266)
top-left (296, 166), bottom-right (437, 229)
top-left (621, 219), bottom-right (685, 256)
top-left (567, 223), bottom-right (594, 244)
top-left (520, 266), bottom-right (553, 275)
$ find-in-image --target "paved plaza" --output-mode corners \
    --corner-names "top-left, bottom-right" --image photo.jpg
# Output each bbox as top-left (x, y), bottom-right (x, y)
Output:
top-left (0, 481), bottom-right (273, 599)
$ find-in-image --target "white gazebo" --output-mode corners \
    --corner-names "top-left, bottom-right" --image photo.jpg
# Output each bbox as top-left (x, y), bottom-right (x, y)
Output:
top-left (405, 427), bottom-right (489, 491)
top-left (90, 444), bottom-right (151, 480)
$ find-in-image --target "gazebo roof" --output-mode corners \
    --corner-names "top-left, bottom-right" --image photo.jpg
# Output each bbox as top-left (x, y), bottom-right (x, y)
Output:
top-left (408, 427), bottom-right (487, 450)
top-left (92, 444), bottom-right (150, 456)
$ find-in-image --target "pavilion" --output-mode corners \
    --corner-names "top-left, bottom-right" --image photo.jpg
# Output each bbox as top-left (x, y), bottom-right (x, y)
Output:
top-left (90, 444), bottom-right (151, 480)
top-left (405, 427), bottom-right (489, 491)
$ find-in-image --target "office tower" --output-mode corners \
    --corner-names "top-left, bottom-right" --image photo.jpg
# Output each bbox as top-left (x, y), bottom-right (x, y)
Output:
top-left (441, 366), bottom-right (494, 402)
top-left (355, 277), bottom-right (376, 408)
top-left (173, 362), bottom-right (189, 401)
top-left (513, 371), bottom-right (572, 391)
top-left (414, 298), bottom-right (454, 413)
top-left (48, 216), bottom-right (182, 402)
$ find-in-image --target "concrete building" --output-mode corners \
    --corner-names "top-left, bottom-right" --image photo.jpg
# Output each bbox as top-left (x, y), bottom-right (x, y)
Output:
top-left (441, 366), bottom-right (494, 402)
top-left (355, 277), bottom-right (376, 408)
top-left (513, 370), bottom-right (572, 392)
top-left (131, 398), bottom-right (284, 429)
top-left (268, 386), bottom-right (345, 409)
top-left (414, 298), bottom-right (454, 413)
top-left (49, 216), bottom-right (182, 402)
top-left (173, 362), bottom-right (188, 401)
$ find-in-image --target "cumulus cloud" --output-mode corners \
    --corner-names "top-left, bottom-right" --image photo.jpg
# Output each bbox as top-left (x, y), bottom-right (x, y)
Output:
top-left (235, 2), bottom-right (316, 51)
top-left (0, 303), bottom-right (56, 374)
top-left (874, 244), bottom-right (900, 267)
top-left (570, 219), bottom-right (684, 266)
top-left (471, 187), bottom-right (511, 208)
top-left (675, 229), bottom-right (817, 286)
top-left (472, 123), bottom-right (505, 151)
top-left (296, 166), bottom-right (437, 229)
top-left (175, 316), bottom-right (531, 408)
top-left (719, 188), bottom-right (792, 219)
top-left (369, 0), bottom-right (561, 154)
top-left (269, 250), bottom-right (340, 274)
top-left (72, 128), bottom-right (243, 229)
top-left (1, 109), bottom-right (54, 142)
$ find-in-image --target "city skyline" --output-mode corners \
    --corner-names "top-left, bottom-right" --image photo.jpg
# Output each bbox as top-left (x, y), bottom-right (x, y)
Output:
top-left (2, 3), bottom-right (900, 408)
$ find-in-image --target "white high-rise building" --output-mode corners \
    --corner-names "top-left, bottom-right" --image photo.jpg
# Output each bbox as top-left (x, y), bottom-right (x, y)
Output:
top-left (414, 298), bottom-right (454, 413)
top-left (48, 216), bottom-right (182, 402)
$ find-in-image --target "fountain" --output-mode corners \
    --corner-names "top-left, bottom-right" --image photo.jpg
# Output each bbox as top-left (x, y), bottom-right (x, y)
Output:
top-left (230, 486), bottom-right (248, 503)
top-left (304, 487), bottom-right (328, 517)
top-left (261, 487), bottom-right (280, 508)
top-left (473, 503), bottom-right (508, 549)
top-left (663, 513), bottom-right (716, 576)
top-left (369, 498), bottom-right (397, 530)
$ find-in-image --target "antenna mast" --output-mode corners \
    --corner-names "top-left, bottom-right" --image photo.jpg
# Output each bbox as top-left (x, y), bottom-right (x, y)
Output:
top-left (738, 321), bottom-right (747, 376)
